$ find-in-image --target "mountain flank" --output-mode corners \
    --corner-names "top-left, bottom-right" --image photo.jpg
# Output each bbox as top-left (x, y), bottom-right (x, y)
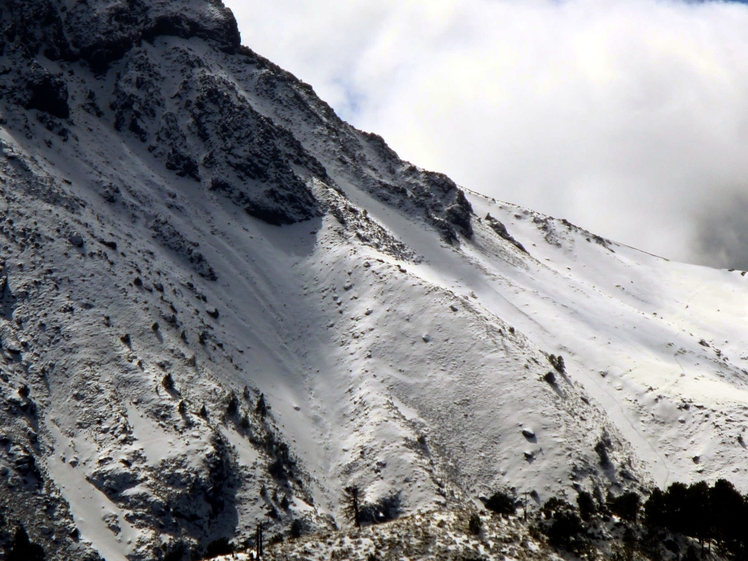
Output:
top-left (2, 1), bottom-right (748, 560)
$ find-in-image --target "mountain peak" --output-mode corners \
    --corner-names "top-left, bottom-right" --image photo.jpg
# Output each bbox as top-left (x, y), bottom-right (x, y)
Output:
top-left (2, 2), bottom-right (748, 561)
top-left (1, 0), bottom-right (240, 69)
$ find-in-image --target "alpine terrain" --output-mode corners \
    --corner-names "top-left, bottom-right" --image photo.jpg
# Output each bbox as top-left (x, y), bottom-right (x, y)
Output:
top-left (1, 1), bottom-right (748, 559)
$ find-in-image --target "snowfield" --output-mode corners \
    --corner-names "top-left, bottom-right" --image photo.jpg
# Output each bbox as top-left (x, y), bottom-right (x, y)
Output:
top-left (1, 1), bottom-right (748, 559)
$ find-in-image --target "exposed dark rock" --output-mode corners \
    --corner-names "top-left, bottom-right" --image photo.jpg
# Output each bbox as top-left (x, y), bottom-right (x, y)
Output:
top-left (485, 213), bottom-right (528, 254)
top-left (23, 67), bottom-right (69, 119)
top-left (396, 166), bottom-right (474, 243)
top-left (64, 0), bottom-right (240, 73)
top-left (191, 74), bottom-right (324, 224)
top-left (0, 0), bottom-right (72, 61)
top-left (151, 216), bottom-right (217, 280)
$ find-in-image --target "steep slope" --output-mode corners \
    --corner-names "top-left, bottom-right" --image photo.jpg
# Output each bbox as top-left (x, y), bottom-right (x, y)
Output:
top-left (0, 1), bottom-right (747, 560)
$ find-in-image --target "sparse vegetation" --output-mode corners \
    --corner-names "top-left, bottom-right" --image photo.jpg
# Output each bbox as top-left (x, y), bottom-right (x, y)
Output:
top-left (204, 537), bottom-right (233, 558)
top-left (170, 473), bottom-right (748, 561)
top-left (609, 491), bottom-right (640, 523)
top-left (289, 519), bottom-right (304, 539)
top-left (576, 490), bottom-right (596, 522)
top-left (547, 354), bottom-right (565, 374)
top-left (256, 393), bottom-right (268, 417)
top-left (484, 490), bottom-right (516, 515)
top-left (162, 373), bottom-right (175, 391)
top-left (468, 513), bottom-right (482, 535)
top-left (268, 534), bottom-right (285, 546)
top-left (643, 479), bottom-right (748, 559)
top-left (343, 486), bottom-right (363, 528)
top-left (538, 497), bottom-right (587, 554)
top-left (225, 392), bottom-right (239, 416)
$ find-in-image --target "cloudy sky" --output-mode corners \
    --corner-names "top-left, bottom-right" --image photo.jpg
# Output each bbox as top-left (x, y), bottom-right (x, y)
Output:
top-left (226, 0), bottom-right (748, 269)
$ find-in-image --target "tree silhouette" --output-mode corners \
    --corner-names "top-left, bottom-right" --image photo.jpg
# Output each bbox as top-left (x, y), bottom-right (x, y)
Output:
top-left (643, 479), bottom-right (748, 559)
top-left (343, 486), bottom-right (363, 529)
top-left (576, 491), bottom-right (596, 522)
top-left (685, 481), bottom-right (711, 555)
top-left (710, 479), bottom-right (745, 556)
top-left (608, 492), bottom-right (640, 523)
top-left (256, 393), bottom-right (267, 418)
top-left (643, 487), bottom-right (667, 531)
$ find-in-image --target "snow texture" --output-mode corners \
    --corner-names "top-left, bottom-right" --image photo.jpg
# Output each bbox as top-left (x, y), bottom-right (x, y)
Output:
top-left (1, 0), bottom-right (747, 559)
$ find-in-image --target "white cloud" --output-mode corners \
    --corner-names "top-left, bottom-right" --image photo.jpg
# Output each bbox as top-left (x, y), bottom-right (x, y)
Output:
top-left (227, 0), bottom-right (748, 268)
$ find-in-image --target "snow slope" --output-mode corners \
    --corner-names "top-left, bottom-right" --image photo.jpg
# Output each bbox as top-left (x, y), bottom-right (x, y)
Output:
top-left (1, 1), bottom-right (747, 560)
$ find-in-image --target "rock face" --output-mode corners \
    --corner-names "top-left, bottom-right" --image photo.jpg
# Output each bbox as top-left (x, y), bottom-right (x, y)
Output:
top-left (0, 0), bottom-right (240, 68)
top-left (4, 1), bottom-right (747, 561)
top-left (0, 0), bottom-right (473, 239)
top-left (0, 1), bottom-right (481, 559)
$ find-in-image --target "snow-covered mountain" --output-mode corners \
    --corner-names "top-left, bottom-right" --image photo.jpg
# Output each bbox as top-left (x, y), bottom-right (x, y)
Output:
top-left (2, 1), bottom-right (748, 559)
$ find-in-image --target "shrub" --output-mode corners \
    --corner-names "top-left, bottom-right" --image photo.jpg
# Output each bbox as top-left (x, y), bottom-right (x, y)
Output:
top-left (609, 492), bottom-right (640, 523)
top-left (594, 440), bottom-right (611, 468)
top-left (289, 519), bottom-right (303, 539)
top-left (225, 393), bottom-right (238, 416)
top-left (162, 373), bottom-right (174, 391)
top-left (256, 393), bottom-right (267, 417)
top-left (539, 497), bottom-right (587, 553)
top-left (484, 490), bottom-right (516, 515)
top-left (545, 510), bottom-right (584, 551)
top-left (468, 513), bottom-right (482, 535)
top-left (205, 537), bottom-right (233, 558)
top-left (541, 497), bottom-right (572, 517)
top-left (268, 459), bottom-right (287, 480)
top-left (577, 491), bottom-right (596, 521)
top-left (268, 534), bottom-right (284, 546)
top-left (548, 354), bottom-right (565, 373)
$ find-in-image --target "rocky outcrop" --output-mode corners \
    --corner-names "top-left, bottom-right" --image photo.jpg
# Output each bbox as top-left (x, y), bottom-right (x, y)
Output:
top-left (0, 0), bottom-right (239, 70)
top-left (0, 1), bottom-right (482, 559)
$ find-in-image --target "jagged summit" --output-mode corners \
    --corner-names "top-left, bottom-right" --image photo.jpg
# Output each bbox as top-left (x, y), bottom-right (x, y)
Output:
top-left (0, 0), bottom-right (473, 239)
top-left (1, 0), bottom-right (240, 67)
top-left (1, 1), bottom-right (748, 560)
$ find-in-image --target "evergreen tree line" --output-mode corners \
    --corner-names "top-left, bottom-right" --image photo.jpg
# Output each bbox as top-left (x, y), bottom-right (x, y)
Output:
top-left (644, 479), bottom-right (747, 559)
top-left (474, 479), bottom-right (748, 560)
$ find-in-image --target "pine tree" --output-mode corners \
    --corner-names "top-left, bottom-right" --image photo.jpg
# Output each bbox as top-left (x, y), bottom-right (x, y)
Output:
top-left (343, 486), bottom-right (363, 528)
top-left (256, 393), bottom-right (267, 418)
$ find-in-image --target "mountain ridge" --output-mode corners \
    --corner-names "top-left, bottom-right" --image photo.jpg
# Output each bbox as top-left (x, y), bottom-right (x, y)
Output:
top-left (1, 1), bottom-right (747, 560)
